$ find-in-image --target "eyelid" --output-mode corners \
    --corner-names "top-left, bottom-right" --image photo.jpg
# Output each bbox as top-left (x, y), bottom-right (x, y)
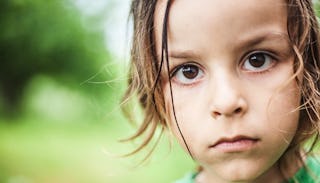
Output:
top-left (240, 51), bottom-right (278, 74)
top-left (240, 50), bottom-right (278, 66)
top-left (169, 61), bottom-right (203, 78)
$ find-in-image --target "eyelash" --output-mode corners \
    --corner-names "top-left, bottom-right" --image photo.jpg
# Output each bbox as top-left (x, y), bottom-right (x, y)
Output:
top-left (169, 51), bottom-right (279, 86)
top-left (169, 62), bottom-right (204, 86)
top-left (241, 51), bottom-right (278, 75)
top-left (170, 62), bottom-right (198, 78)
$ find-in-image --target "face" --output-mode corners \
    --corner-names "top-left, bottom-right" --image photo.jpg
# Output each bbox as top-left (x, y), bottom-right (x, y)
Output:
top-left (154, 0), bottom-right (301, 182)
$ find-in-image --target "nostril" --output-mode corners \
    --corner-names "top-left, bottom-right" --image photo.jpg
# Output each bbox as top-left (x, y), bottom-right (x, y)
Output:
top-left (213, 111), bottom-right (221, 117)
top-left (211, 107), bottom-right (244, 119)
top-left (234, 107), bottom-right (242, 114)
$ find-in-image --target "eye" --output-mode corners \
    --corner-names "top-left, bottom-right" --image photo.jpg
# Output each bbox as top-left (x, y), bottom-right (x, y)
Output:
top-left (242, 52), bottom-right (275, 72)
top-left (171, 64), bottom-right (204, 85)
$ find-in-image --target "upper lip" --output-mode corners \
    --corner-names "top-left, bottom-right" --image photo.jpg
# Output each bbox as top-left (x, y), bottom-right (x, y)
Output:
top-left (210, 135), bottom-right (259, 147)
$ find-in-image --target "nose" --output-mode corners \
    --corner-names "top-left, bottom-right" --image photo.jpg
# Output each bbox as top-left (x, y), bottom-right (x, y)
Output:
top-left (209, 74), bottom-right (248, 119)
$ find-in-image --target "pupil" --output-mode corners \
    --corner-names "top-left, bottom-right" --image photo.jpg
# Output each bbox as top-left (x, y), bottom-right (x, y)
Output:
top-left (182, 66), bottom-right (198, 79)
top-left (249, 53), bottom-right (265, 67)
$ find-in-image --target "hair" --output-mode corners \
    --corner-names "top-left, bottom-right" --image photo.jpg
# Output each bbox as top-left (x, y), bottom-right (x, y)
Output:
top-left (121, 0), bottom-right (320, 178)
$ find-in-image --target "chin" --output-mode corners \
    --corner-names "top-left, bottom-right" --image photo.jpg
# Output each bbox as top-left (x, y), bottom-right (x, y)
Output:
top-left (213, 160), bottom-right (267, 182)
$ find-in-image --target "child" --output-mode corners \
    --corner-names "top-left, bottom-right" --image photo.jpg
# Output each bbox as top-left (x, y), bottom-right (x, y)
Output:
top-left (122, 0), bottom-right (320, 182)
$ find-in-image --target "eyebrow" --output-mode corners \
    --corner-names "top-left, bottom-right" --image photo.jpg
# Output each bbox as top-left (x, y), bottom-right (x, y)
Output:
top-left (236, 32), bottom-right (290, 50)
top-left (167, 32), bottom-right (290, 59)
top-left (169, 50), bottom-right (201, 59)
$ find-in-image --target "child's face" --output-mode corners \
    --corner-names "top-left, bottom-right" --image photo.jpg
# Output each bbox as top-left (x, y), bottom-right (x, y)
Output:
top-left (155, 0), bottom-right (301, 182)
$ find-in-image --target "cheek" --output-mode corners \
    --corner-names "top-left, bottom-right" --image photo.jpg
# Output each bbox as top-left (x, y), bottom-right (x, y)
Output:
top-left (163, 84), bottom-right (203, 149)
top-left (164, 91), bottom-right (189, 150)
top-left (269, 81), bottom-right (300, 119)
top-left (164, 85), bottom-right (203, 125)
top-left (249, 61), bottom-right (301, 133)
top-left (265, 80), bottom-right (301, 141)
top-left (163, 85), bottom-right (180, 137)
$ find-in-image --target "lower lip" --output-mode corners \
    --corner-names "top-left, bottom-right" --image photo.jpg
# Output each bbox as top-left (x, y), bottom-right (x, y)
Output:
top-left (212, 139), bottom-right (258, 153)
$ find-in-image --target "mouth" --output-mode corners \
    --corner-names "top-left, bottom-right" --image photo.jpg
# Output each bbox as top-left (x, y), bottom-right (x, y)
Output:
top-left (210, 135), bottom-right (259, 153)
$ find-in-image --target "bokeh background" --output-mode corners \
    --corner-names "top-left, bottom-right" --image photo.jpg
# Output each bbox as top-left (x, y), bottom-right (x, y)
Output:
top-left (0, 0), bottom-right (195, 182)
top-left (0, 1), bottom-right (319, 183)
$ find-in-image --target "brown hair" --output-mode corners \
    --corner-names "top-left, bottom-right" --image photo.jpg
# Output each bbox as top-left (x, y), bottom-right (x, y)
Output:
top-left (122, 0), bottom-right (320, 172)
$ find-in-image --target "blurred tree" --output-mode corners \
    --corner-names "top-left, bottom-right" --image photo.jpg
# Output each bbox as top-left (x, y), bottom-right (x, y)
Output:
top-left (315, 1), bottom-right (320, 17)
top-left (0, 0), bottom-right (112, 117)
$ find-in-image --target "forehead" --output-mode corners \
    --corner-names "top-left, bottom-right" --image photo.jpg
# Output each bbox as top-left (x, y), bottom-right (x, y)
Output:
top-left (154, 0), bottom-right (288, 57)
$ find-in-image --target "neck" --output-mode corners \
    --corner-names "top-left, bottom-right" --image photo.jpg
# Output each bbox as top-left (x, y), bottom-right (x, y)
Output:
top-left (278, 149), bottom-right (305, 180)
top-left (196, 164), bottom-right (284, 183)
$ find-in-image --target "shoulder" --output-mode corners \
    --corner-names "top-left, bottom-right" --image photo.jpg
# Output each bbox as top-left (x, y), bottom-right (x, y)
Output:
top-left (288, 156), bottom-right (320, 183)
top-left (305, 156), bottom-right (320, 179)
top-left (174, 172), bottom-right (197, 183)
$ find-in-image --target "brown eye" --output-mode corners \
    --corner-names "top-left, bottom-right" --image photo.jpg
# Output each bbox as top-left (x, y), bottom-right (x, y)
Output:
top-left (172, 64), bottom-right (204, 85)
top-left (182, 65), bottom-right (199, 79)
top-left (243, 52), bottom-right (274, 72)
top-left (248, 53), bottom-right (266, 67)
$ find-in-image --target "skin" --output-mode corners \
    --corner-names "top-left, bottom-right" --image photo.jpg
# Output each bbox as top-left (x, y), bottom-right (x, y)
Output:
top-left (154, 0), bottom-right (302, 183)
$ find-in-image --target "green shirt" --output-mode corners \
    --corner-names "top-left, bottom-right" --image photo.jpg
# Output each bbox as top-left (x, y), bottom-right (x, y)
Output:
top-left (175, 157), bottom-right (320, 183)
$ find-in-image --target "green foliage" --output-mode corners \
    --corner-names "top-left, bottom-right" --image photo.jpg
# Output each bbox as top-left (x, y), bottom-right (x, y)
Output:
top-left (0, 0), bottom-right (111, 116)
top-left (0, 119), bottom-right (194, 183)
top-left (315, 1), bottom-right (320, 18)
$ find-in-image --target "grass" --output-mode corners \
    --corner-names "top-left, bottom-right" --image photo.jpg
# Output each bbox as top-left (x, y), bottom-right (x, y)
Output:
top-left (0, 74), bottom-right (195, 183)
top-left (0, 118), bottom-right (195, 183)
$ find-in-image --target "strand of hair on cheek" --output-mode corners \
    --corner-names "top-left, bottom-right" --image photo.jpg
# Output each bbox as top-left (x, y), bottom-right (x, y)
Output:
top-left (119, 114), bottom-right (160, 158)
top-left (162, 0), bottom-right (194, 160)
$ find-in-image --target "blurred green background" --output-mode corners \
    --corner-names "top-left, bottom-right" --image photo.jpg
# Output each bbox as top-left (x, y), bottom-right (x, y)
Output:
top-left (0, 0), bottom-right (194, 183)
top-left (0, 1), bottom-right (319, 183)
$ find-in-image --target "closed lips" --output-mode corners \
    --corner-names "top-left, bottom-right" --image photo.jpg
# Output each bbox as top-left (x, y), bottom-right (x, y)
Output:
top-left (211, 135), bottom-right (259, 148)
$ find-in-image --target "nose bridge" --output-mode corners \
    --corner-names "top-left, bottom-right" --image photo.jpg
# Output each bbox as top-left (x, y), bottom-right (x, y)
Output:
top-left (209, 67), bottom-right (246, 117)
